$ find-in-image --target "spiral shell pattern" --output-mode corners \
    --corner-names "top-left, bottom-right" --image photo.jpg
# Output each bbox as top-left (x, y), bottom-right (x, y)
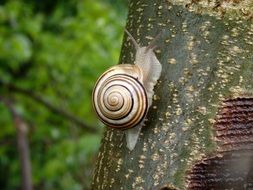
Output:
top-left (92, 65), bottom-right (148, 130)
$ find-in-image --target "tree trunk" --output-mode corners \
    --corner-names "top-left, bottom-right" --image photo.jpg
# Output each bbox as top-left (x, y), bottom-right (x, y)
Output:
top-left (92, 0), bottom-right (253, 189)
top-left (13, 111), bottom-right (33, 190)
top-left (0, 97), bottom-right (33, 190)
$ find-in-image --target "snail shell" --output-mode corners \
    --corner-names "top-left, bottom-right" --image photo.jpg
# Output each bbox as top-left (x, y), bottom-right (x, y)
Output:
top-left (92, 64), bottom-right (148, 130)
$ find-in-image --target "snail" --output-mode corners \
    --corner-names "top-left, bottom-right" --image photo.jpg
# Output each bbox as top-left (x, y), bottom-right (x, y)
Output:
top-left (92, 29), bottom-right (162, 150)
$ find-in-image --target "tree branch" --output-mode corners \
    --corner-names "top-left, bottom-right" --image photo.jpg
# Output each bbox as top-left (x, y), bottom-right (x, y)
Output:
top-left (0, 79), bottom-right (98, 133)
top-left (0, 96), bottom-right (33, 190)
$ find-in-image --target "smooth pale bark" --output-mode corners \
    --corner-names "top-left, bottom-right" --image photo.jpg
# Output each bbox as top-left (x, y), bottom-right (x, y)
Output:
top-left (92, 0), bottom-right (253, 189)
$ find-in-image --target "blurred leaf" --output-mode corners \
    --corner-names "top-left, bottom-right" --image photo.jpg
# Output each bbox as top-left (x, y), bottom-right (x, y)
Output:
top-left (0, 0), bottom-right (127, 189)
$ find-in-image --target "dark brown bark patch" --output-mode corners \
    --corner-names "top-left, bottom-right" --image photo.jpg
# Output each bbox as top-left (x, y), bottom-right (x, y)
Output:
top-left (156, 183), bottom-right (178, 190)
top-left (187, 97), bottom-right (253, 189)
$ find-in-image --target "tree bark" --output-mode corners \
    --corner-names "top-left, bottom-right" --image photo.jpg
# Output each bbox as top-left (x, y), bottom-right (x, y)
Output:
top-left (92, 0), bottom-right (253, 189)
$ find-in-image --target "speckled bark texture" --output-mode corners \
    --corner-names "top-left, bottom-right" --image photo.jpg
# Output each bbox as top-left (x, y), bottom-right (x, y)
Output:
top-left (91, 0), bottom-right (253, 189)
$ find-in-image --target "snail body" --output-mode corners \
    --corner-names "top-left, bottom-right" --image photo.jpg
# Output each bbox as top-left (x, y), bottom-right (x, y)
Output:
top-left (92, 29), bottom-right (162, 150)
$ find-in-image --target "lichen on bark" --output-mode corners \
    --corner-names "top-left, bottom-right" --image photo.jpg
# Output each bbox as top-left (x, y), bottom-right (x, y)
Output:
top-left (91, 0), bottom-right (253, 189)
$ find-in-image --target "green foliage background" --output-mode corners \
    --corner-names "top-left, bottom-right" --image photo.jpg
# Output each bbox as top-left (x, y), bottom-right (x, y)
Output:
top-left (0, 0), bottom-right (127, 189)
